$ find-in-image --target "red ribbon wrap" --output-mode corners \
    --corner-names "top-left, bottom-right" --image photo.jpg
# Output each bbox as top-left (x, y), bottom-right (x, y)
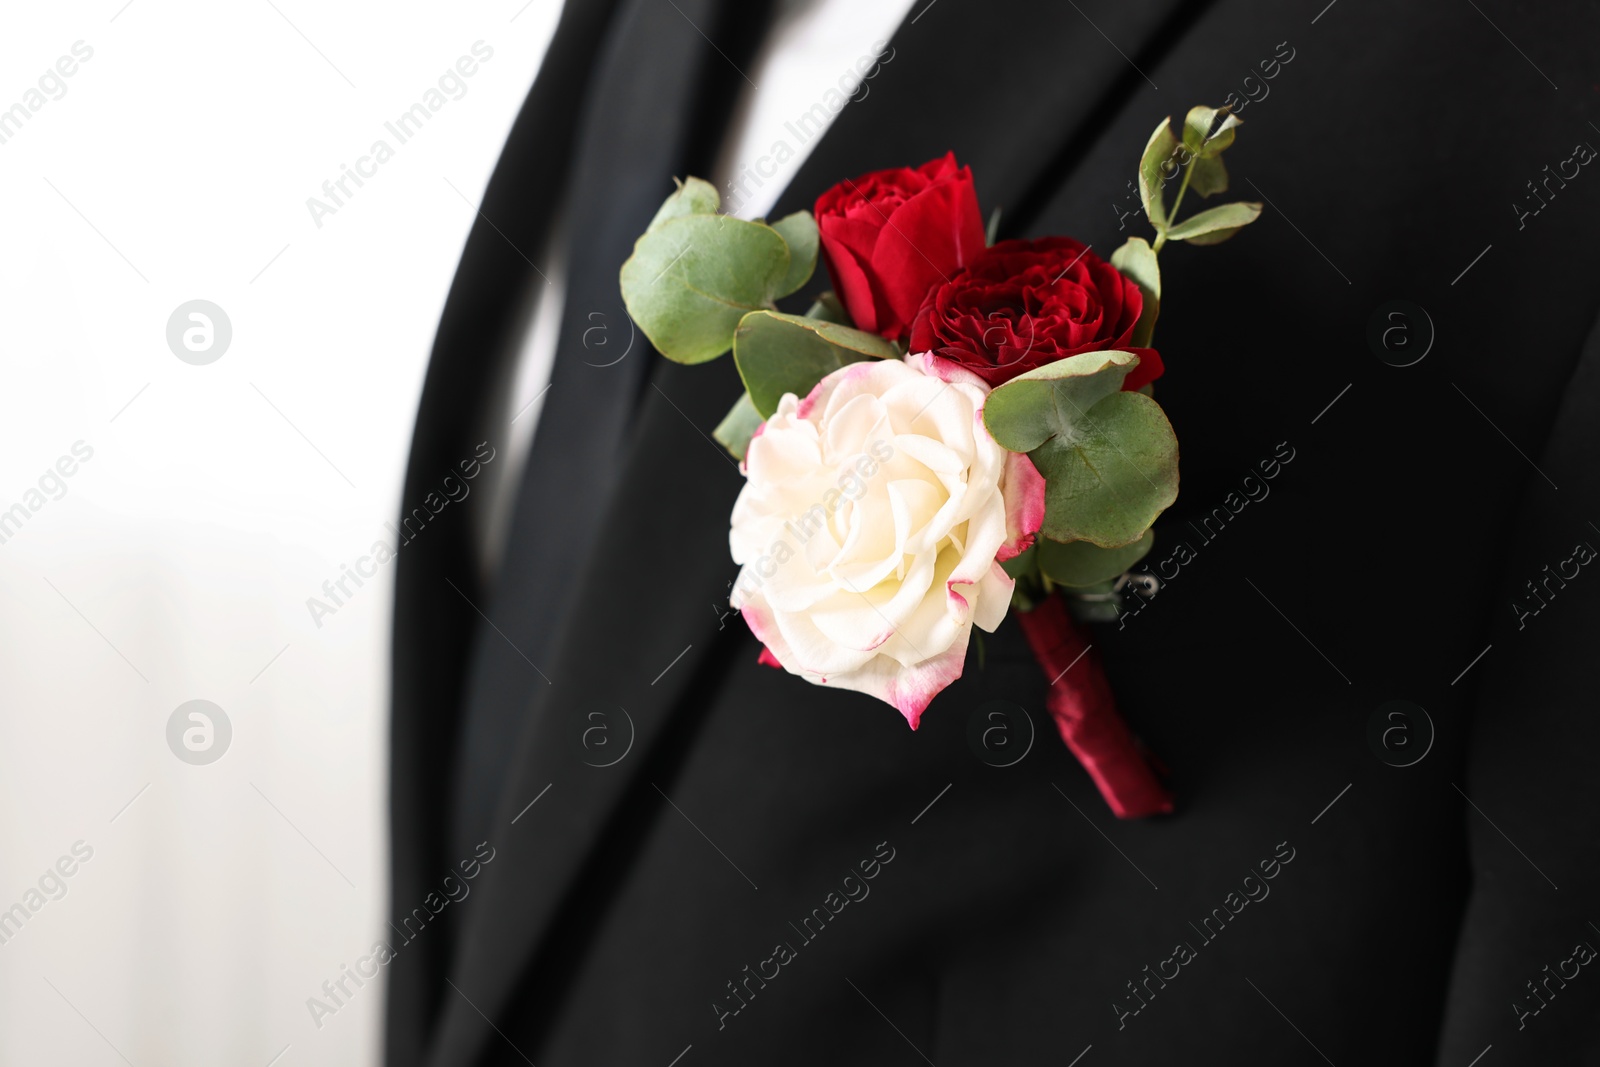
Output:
top-left (1016, 593), bottom-right (1173, 819)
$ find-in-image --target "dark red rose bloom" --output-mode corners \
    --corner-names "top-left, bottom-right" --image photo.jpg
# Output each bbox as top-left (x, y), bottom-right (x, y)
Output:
top-left (814, 152), bottom-right (987, 341)
top-left (908, 235), bottom-right (1164, 390)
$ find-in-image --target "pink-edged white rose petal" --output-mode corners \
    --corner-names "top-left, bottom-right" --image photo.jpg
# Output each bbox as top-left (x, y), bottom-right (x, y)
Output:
top-left (729, 355), bottom-right (1032, 727)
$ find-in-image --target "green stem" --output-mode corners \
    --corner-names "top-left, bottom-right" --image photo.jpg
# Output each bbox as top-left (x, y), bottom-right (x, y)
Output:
top-left (1151, 158), bottom-right (1195, 255)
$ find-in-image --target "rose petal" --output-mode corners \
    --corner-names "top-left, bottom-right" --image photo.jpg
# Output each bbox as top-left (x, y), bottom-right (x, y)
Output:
top-left (838, 629), bottom-right (972, 730)
top-left (818, 233), bottom-right (883, 336)
top-left (1121, 346), bottom-right (1165, 391)
top-left (997, 450), bottom-right (1045, 561)
top-left (869, 177), bottom-right (986, 338)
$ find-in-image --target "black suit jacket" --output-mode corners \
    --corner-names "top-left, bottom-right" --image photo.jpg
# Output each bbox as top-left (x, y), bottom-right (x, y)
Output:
top-left (389, 1), bottom-right (1600, 1063)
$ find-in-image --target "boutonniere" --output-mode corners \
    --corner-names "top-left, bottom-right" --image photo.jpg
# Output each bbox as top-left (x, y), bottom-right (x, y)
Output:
top-left (621, 107), bottom-right (1262, 818)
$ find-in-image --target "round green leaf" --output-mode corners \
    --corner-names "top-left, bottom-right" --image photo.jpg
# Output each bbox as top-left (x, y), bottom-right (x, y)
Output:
top-left (1181, 106), bottom-right (1219, 155)
top-left (1138, 119), bottom-right (1180, 228)
top-left (647, 176), bottom-right (720, 230)
top-left (733, 310), bottom-right (897, 417)
top-left (1110, 238), bottom-right (1160, 349)
top-left (1181, 106), bottom-right (1242, 159)
top-left (713, 391), bottom-right (763, 460)
top-left (620, 214), bottom-right (790, 364)
top-left (1187, 153), bottom-right (1230, 199)
top-left (769, 211), bottom-right (819, 298)
top-left (806, 291), bottom-right (849, 324)
top-left (1028, 391), bottom-right (1179, 548)
top-left (982, 350), bottom-right (1141, 453)
top-left (1201, 112), bottom-right (1242, 159)
top-left (1037, 528), bottom-right (1154, 587)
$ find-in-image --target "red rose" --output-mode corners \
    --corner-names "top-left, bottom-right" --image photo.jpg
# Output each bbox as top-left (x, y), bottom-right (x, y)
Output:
top-left (908, 236), bottom-right (1163, 390)
top-left (814, 152), bottom-right (987, 341)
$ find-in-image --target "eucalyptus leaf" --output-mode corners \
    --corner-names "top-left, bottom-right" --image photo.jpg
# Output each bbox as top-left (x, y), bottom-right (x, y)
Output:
top-left (1037, 528), bottom-right (1154, 587)
top-left (982, 350), bottom-right (1141, 453)
top-left (1184, 223), bottom-right (1254, 246)
top-left (1027, 392), bottom-right (1180, 547)
top-left (1110, 238), bottom-right (1161, 349)
top-left (806, 291), bottom-right (850, 324)
top-left (620, 213), bottom-right (791, 364)
top-left (1201, 112), bottom-right (1242, 158)
top-left (713, 391), bottom-right (764, 461)
top-left (1187, 153), bottom-right (1230, 198)
top-left (1181, 106), bottom-right (1221, 156)
top-left (769, 211), bottom-right (819, 298)
top-left (1164, 200), bottom-right (1262, 244)
top-left (1181, 106), bottom-right (1242, 160)
top-left (647, 176), bottom-right (719, 231)
top-left (983, 353), bottom-right (1177, 547)
top-left (733, 310), bottom-right (897, 417)
top-left (1137, 119), bottom-right (1180, 229)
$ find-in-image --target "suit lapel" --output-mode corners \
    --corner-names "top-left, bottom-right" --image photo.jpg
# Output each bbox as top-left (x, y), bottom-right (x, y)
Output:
top-left (444, 0), bottom-right (774, 867)
top-left (427, 1), bottom-right (1206, 1062)
top-left (385, 1), bottom-right (627, 1063)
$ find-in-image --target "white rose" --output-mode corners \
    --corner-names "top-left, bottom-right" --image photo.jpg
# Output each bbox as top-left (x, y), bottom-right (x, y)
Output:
top-left (730, 353), bottom-right (1044, 728)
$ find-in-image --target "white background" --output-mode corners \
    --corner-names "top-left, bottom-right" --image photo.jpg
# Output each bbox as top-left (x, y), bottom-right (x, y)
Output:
top-left (0, 2), bottom-right (562, 1064)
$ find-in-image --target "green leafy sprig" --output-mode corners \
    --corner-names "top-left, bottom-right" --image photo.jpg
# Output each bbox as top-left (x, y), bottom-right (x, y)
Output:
top-left (986, 105), bottom-right (1263, 596)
